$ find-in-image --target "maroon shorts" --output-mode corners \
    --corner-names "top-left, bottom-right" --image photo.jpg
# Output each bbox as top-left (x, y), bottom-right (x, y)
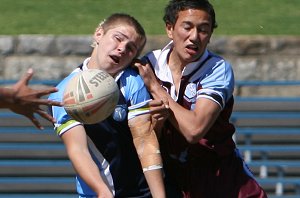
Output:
top-left (163, 149), bottom-right (268, 198)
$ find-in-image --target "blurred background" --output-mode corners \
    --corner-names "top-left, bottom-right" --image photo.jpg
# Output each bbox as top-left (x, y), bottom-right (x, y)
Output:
top-left (0, 0), bottom-right (299, 35)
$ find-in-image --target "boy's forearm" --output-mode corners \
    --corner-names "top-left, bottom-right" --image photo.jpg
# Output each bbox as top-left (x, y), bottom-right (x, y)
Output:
top-left (62, 126), bottom-right (113, 197)
top-left (128, 114), bottom-right (165, 197)
top-left (144, 169), bottom-right (166, 198)
top-left (128, 114), bottom-right (162, 171)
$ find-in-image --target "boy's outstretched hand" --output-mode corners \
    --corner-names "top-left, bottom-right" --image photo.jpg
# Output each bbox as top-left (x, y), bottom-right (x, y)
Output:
top-left (0, 68), bottom-right (63, 129)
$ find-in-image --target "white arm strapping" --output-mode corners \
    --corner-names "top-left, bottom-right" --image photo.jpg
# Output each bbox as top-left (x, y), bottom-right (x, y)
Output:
top-left (128, 101), bottom-right (162, 172)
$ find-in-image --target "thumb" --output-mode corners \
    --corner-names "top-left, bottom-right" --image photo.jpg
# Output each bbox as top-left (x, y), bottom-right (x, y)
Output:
top-left (20, 68), bottom-right (34, 86)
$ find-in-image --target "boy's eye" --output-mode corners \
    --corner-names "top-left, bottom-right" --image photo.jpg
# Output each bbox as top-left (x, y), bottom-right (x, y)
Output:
top-left (199, 27), bottom-right (208, 33)
top-left (115, 36), bottom-right (122, 41)
top-left (198, 24), bottom-right (211, 33)
top-left (183, 25), bottom-right (192, 30)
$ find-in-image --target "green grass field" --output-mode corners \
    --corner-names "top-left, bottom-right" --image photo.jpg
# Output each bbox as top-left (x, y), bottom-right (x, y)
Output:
top-left (0, 0), bottom-right (299, 35)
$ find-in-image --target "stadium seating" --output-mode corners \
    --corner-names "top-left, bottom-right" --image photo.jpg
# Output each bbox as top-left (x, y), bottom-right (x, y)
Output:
top-left (233, 81), bottom-right (300, 197)
top-left (0, 80), bottom-right (300, 198)
top-left (0, 80), bottom-right (76, 197)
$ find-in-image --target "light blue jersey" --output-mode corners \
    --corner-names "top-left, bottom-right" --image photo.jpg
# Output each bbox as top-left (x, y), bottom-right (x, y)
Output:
top-left (48, 58), bottom-right (152, 197)
top-left (49, 59), bottom-right (151, 136)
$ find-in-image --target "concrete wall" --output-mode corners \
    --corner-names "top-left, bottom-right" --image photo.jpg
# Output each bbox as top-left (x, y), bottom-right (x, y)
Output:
top-left (0, 35), bottom-right (299, 96)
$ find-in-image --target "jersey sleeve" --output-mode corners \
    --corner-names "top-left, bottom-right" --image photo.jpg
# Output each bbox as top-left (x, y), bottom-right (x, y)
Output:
top-left (120, 68), bottom-right (151, 106)
top-left (119, 68), bottom-right (152, 120)
top-left (48, 73), bottom-right (82, 136)
top-left (197, 59), bottom-right (234, 109)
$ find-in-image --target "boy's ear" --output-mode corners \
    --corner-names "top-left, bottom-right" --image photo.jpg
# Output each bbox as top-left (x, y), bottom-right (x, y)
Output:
top-left (165, 23), bottom-right (173, 39)
top-left (94, 27), bottom-right (104, 44)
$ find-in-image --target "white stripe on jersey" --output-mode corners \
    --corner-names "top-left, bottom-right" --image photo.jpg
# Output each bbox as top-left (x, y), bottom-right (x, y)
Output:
top-left (87, 136), bottom-right (115, 196)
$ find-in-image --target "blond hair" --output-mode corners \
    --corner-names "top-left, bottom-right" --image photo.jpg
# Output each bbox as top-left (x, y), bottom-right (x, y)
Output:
top-left (91, 13), bottom-right (146, 57)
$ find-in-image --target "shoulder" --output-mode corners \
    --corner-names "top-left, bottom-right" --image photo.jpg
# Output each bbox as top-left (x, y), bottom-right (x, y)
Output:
top-left (119, 67), bottom-right (150, 105)
top-left (144, 49), bottom-right (161, 66)
top-left (197, 52), bottom-right (235, 103)
top-left (209, 51), bottom-right (232, 67)
top-left (206, 51), bottom-right (234, 79)
top-left (119, 67), bottom-right (144, 86)
top-left (118, 67), bottom-right (145, 93)
top-left (145, 49), bottom-right (162, 58)
top-left (122, 67), bottom-right (139, 76)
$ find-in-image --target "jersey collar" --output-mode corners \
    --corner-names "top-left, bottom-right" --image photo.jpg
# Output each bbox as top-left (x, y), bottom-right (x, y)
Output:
top-left (155, 41), bottom-right (209, 81)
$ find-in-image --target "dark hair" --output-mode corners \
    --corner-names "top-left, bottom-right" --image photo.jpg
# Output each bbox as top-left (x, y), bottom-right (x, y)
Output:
top-left (163, 0), bottom-right (218, 31)
top-left (101, 13), bottom-right (146, 57)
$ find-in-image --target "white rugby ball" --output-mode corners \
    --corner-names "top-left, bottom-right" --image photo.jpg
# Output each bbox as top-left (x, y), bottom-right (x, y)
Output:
top-left (63, 69), bottom-right (119, 124)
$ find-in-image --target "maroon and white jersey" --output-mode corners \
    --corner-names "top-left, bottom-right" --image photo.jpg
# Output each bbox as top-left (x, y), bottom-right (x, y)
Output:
top-left (144, 41), bottom-right (267, 198)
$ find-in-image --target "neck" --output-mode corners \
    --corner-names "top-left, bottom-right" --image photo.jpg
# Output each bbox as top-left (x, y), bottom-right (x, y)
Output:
top-left (168, 51), bottom-right (185, 74)
top-left (87, 49), bottom-right (99, 69)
